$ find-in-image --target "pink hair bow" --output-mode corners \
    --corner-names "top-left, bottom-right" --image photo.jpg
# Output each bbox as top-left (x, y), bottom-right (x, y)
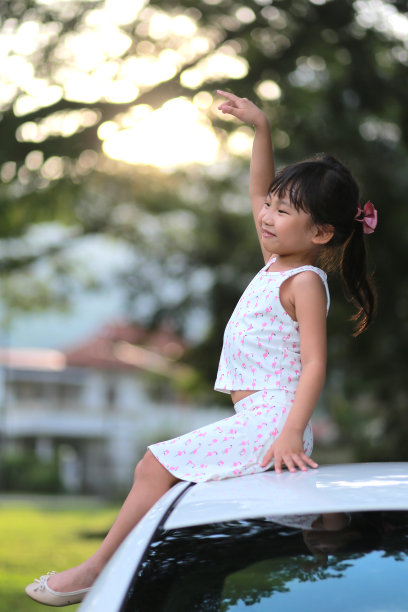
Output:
top-left (355, 200), bottom-right (378, 234)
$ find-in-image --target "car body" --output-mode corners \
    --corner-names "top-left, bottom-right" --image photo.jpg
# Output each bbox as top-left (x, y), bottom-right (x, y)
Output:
top-left (80, 462), bottom-right (408, 611)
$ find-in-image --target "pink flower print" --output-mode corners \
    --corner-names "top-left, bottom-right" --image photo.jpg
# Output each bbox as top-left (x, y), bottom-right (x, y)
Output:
top-left (264, 374), bottom-right (272, 383)
top-left (290, 360), bottom-right (295, 366)
top-left (247, 323), bottom-right (253, 331)
top-left (237, 349), bottom-right (241, 358)
top-left (262, 322), bottom-right (267, 329)
top-left (233, 461), bottom-right (242, 467)
top-left (288, 376), bottom-right (292, 383)
top-left (198, 432), bottom-right (207, 437)
top-left (240, 374), bottom-right (244, 384)
top-left (177, 451), bottom-right (186, 456)
top-left (224, 447), bottom-right (231, 454)
top-left (271, 428), bottom-right (279, 437)
top-left (268, 333), bottom-right (275, 341)
top-left (272, 359), bottom-right (277, 367)
top-left (257, 338), bottom-right (262, 348)
top-left (257, 434), bottom-right (263, 439)
top-left (218, 460), bottom-right (225, 466)
top-left (207, 451), bottom-right (218, 456)
top-left (163, 450), bottom-right (170, 456)
top-left (263, 349), bottom-right (269, 359)
top-left (240, 448), bottom-right (247, 455)
top-left (251, 366), bottom-right (256, 374)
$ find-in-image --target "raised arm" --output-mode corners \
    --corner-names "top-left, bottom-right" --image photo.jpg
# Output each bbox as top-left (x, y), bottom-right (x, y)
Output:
top-left (218, 91), bottom-right (274, 259)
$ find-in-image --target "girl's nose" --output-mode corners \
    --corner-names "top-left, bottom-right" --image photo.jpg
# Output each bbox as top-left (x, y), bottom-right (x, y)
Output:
top-left (262, 209), bottom-right (273, 225)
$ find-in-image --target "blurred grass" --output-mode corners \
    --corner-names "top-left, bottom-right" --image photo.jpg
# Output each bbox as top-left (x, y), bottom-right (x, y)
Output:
top-left (0, 495), bottom-right (120, 612)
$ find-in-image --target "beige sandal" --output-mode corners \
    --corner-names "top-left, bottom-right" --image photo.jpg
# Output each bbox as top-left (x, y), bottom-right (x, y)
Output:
top-left (25, 571), bottom-right (91, 607)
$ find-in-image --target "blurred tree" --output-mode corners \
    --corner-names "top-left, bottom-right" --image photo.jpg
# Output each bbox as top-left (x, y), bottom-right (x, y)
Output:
top-left (1, 0), bottom-right (408, 455)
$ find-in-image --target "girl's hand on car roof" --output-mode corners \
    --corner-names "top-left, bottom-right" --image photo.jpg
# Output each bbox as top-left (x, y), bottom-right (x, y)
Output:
top-left (261, 430), bottom-right (318, 474)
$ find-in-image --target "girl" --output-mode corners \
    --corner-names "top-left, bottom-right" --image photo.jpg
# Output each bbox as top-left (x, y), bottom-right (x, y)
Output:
top-left (25, 91), bottom-right (377, 606)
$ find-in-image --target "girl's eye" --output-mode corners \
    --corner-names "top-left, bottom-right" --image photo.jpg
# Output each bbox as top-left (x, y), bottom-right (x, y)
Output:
top-left (278, 209), bottom-right (288, 214)
top-left (264, 201), bottom-right (271, 208)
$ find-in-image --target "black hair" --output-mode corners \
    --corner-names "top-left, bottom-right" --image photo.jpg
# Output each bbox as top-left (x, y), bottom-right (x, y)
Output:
top-left (269, 154), bottom-right (376, 335)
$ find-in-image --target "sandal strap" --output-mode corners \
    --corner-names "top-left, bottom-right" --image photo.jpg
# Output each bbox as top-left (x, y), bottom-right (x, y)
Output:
top-left (33, 571), bottom-right (57, 592)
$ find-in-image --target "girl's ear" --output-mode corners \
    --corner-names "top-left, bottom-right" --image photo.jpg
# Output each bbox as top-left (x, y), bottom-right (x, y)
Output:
top-left (312, 224), bottom-right (335, 245)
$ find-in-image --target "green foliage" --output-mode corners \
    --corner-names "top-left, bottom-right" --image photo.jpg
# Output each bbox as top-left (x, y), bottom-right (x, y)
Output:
top-left (2, 452), bottom-right (63, 493)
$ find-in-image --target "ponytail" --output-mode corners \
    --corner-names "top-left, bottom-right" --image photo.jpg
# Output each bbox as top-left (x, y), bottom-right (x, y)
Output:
top-left (340, 222), bottom-right (377, 336)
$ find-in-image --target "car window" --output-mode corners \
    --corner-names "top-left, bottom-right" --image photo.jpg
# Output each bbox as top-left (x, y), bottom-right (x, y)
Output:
top-left (120, 511), bottom-right (408, 612)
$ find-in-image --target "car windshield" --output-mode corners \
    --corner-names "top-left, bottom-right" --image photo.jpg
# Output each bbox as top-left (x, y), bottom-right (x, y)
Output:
top-left (121, 511), bottom-right (408, 612)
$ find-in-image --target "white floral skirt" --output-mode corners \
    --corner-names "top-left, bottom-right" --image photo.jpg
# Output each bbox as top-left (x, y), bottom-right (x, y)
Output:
top-left (148, 389), bottom-right (313, 483)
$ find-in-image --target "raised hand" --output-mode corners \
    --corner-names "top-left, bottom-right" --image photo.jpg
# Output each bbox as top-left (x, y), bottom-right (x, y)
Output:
top-left (217, 90), bottom-right (268, 129)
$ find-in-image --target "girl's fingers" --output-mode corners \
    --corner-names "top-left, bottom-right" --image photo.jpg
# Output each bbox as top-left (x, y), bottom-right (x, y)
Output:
top-left (217, 89), bottom-right (241, 103)
top-left (274, 457), bottom-right (283, 473)
top-left (302, 453), bottom-right (319, 468)
top-left (282, 455), bottom-right (297, 473)
top-left (262, 448), bottom-right (318, 473)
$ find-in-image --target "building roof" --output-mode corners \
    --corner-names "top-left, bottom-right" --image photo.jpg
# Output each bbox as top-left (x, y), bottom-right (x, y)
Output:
top-left (64, 321), bottom-right (186, 373)
top-left (0, 321), bottom-right (186, 374)
top-left (0, 348), bottom-right (66, 371)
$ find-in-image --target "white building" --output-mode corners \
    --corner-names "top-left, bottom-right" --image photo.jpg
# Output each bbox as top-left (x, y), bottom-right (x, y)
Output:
top-left (0, 322), bottom-right (229, 495)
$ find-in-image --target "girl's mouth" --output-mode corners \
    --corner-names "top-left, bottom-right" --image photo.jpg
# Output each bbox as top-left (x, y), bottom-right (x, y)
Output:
top-left (262, 228), bottom-right (275, 238)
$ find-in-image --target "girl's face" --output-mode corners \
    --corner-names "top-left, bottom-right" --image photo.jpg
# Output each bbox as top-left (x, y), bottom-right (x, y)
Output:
top-left (258, 191), bottom-right (320, 262)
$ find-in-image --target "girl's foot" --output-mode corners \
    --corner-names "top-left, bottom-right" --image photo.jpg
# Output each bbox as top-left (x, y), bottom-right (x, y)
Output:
top-left (47, 563), bottom-right (99, 592)
top-left (25, 571), bottom-right (91, 607)
top-left (25, 563), bottom-right (100, 607)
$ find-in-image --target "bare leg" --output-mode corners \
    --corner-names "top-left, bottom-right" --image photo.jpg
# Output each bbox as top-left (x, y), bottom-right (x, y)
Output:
top-left (47, 450), bottom-right (179, 592)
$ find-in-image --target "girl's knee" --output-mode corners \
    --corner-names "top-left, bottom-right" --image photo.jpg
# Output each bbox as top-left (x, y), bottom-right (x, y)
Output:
top-left (134, 450), bottom-right (158, 481)
top-left (134, 450), bottom-right (179, 485)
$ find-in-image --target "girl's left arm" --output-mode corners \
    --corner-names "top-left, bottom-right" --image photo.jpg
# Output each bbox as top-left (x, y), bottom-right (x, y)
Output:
top-left (261, 272), bottom-right (328, 473)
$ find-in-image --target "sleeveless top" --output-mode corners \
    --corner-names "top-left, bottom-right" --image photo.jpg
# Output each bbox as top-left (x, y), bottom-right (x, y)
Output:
top-left (214, 258), bottom-right (330, 395)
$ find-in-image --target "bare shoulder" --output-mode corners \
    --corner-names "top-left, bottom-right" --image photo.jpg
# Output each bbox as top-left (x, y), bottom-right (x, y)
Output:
top-left (291, 269), bottom-right (326, 291)
top-left (280, 270), bottom-right (326, 320)
top-left (291, 270), bottom-right (326, 305)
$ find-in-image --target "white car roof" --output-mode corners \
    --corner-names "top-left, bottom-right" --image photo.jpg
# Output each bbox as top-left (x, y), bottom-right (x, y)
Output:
top-left (80, 462), bottom-right (408, 612)
top-left (164, 462), bottom-right (408, 529)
